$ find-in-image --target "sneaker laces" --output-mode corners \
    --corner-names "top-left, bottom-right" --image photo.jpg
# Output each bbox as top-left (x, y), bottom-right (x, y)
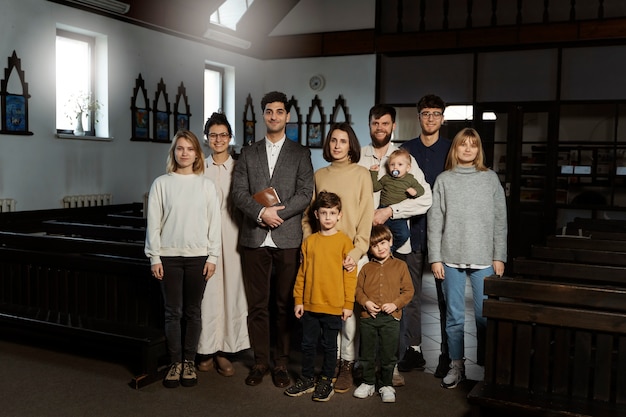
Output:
top-left (168, 363), bottom-right (181, 378)
top-left (183, 361), bottom-right (195, 377)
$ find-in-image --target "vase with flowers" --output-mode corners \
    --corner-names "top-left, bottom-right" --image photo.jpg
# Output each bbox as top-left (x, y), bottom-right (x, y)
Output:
top-left (66, 92), bottom-right (101, 136)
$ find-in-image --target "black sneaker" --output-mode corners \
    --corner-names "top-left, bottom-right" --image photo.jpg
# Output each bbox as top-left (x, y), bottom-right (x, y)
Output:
top-left (312, 376), bottom-right (334, 402)
top-left (397, 347), bottom-right (426, 372)
top-left (434, 353), bottom-right (452, 378)
top-left (284, 377), bottom-right (315, 397)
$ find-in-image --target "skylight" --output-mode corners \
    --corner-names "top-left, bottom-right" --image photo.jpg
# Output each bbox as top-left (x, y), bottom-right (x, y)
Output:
top-left (210, 0), bottom-right (255, 31)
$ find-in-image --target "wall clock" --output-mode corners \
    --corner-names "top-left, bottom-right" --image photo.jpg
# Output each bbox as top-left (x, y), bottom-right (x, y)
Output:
top-left (309, 74), bottom-right (325, 91)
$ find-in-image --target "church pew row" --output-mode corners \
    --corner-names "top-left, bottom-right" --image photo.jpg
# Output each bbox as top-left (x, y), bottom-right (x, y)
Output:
top-left (468, 276), bottom-right (626, 417)
top-left (0, 205), bottom-right (166, 388)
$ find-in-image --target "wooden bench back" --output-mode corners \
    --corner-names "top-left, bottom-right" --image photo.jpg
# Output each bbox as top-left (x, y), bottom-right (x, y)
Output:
top-left (483, 276), bottom-right (626, 404)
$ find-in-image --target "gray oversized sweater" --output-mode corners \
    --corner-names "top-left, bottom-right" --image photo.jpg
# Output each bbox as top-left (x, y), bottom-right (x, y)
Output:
top-left (427, 166), bottom-right (507, 266)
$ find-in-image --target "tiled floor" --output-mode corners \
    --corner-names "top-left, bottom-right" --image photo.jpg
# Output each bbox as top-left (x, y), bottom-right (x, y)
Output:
top-left (420, 270), bottom-right (485, 382)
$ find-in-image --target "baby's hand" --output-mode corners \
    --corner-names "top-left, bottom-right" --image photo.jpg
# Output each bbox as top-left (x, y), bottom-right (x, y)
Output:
top-left (370, 164), bottom-right (380, 171)
top-left (406, 187), bottom-right (418, 197)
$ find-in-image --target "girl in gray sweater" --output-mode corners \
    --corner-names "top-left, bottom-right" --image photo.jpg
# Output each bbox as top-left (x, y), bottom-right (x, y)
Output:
top-left (427, 127), bottom-right (507, 389)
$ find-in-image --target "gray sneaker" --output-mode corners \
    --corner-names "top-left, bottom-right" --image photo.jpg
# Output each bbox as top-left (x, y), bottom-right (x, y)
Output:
top-left (163, 362), bottom-right (182, 388)
top-left (441, 361), bottom-right (465, 389)
top-left (181, 360), bottom-right (198, 387)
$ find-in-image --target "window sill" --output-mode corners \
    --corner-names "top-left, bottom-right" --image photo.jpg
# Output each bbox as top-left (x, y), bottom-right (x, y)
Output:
top-left (56, 133), bottom-right (113, 141)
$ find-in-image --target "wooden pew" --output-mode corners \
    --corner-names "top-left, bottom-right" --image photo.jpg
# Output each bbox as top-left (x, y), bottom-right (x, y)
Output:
top-left (469, 227), bottom-right (626, 416)
top-left (0, 205), bottom-right (166, 388)
top-left (468, 276), bottom-right (626, 417)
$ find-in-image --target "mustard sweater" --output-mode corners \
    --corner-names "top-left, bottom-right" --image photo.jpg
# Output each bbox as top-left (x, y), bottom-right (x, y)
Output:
top-left (302, 159), bottom-right (374, 262)
top-left (293, 231), bottom-right (357, 315)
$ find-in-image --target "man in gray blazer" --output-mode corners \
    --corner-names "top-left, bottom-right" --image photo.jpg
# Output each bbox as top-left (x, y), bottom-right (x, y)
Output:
top-left (231, 91), bottom-right (314, 388)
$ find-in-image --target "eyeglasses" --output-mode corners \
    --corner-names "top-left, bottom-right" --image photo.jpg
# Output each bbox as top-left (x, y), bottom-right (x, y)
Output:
top-left (419, 111), bottom-right (443, 119)
top-left (208, 132), bottom-right (231, 140)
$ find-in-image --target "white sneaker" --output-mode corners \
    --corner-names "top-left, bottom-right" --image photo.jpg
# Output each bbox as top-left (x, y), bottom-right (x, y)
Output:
top-left (353, 383), bottom-right (375, 399)
top-left (441, 361), bottom-right (465, 389)
top-left (392, 364), bottom-right (405, 387)
top-left (379, 386), bottom-right (396, 403)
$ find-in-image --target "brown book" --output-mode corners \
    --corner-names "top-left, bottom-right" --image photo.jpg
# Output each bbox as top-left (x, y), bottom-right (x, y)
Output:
top-left (253, 187), bottom-right (281, 207)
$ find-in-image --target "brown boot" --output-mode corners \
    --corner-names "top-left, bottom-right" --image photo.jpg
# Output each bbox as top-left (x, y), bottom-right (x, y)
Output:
top-left (197, 357), bottom-right (214, 372)
top-left (333, 360), bottom-right (354, 393)
top-left (214, 354), bottom-right (235, 377)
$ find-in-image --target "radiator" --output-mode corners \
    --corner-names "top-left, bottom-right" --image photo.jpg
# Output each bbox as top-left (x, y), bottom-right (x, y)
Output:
top-left (0, 198), bottom-right (16, 212)
top-left (63, 193), bottom-right (112, 208)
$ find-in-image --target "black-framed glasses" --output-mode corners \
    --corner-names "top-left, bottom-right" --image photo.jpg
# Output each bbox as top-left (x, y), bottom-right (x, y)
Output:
top-left (419, 111), bottom-right (443, 119)
top-left (208, 132), bottom-right (231, 140)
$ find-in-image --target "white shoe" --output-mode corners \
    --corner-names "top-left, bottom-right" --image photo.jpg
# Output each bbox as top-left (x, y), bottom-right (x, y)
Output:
top-left (353, 383), bottom-right (375, 399)
top-left (441, 360), bottom-right (465, 389)
top-left (392, 364), bottom-right (405, 387)
top-left (379, 386), bottom-right (396, 403)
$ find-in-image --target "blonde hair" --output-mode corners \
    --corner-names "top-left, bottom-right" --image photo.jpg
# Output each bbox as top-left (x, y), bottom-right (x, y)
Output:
top-left (388, 148), bottom-right (412, 166)
top-left (166, 130), bottom-right (206, 174)
top-left (445, 127), bottom-right (488, 171)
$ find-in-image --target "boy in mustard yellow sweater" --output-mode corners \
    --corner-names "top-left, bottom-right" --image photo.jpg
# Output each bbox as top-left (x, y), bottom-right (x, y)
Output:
top-left (285, 191), bottom-right (357, 402)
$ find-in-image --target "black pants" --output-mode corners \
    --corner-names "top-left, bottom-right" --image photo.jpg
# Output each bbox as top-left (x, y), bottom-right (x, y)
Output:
top-left (241, 246), bottom-right (299, 368)
top-left (160, 256), bottom-right (207, 364)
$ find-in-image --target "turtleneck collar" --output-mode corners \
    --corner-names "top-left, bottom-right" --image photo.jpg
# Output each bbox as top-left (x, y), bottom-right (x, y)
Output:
top-left (453, 165), bottom-right (478, 174)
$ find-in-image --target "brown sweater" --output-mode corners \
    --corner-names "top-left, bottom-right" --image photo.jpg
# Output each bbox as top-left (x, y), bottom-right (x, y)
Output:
top-left (355, 256), bottom-right (414, 320)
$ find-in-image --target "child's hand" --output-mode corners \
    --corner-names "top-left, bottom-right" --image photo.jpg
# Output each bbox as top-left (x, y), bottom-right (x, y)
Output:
top-left (342, 309), bottom-right (353, 321)
top-left (364, 300), bottom-right (380, 318)
top-left (343, 255), bottom-right (356, 272)
top-left (370, 164), bottom-right (379, 171)
top-left (406, 187), bottom-right (418, 197)
top-left (294, 304), bottom-right (304, 318)
top-left (380, 302), bottom-right (398, 314)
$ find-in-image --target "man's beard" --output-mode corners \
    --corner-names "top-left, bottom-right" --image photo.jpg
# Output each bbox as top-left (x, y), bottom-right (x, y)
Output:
top-left (371, 132), bottom-right (392, 148)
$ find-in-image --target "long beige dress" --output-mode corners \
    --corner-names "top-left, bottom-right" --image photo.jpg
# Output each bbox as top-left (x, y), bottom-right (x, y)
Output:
top-left (197, 154), bottom-right (250, 354)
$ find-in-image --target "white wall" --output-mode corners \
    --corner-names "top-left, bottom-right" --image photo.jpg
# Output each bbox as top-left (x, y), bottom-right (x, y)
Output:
top-left (0, 0), bottom-right (377, 210)
top-left (263, 56), bottom-right (376, 171)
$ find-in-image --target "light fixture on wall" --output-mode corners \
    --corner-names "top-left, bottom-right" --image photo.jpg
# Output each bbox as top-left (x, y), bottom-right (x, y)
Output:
top-left (203, 28), bottom-right (251, 50)
top-left (66, 0), bottom-right (130, 14)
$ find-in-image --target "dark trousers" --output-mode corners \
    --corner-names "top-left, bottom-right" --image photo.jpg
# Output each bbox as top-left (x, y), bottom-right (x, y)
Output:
top-left (241, 246), bottom-right (299, 368)
top-left (160, 256), bottom-right (208, 364)
top-left (300, 312), bottom-right (341, 379)
top-left (397, 251), bottom-right (449, 356)
top-left (359, 314), bottom-right (399, 387)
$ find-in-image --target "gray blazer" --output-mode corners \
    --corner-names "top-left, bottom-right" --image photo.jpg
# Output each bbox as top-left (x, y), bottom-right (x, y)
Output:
top-left (231, 138), bottom-right (314, 249)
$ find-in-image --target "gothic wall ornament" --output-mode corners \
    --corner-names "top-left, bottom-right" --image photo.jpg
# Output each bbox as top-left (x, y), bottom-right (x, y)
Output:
top-left (1, 51), bottom-right (33, 135)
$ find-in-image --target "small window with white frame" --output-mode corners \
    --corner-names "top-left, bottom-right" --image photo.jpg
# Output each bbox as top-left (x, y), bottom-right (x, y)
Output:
top-left (56, 29), bottom-right (100, 136)
top-left (204, 64), bottom-right (224, 132)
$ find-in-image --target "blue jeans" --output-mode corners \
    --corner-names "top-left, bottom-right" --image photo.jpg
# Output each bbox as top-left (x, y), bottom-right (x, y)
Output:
top-left (441, 264), bottom-right (493, 361)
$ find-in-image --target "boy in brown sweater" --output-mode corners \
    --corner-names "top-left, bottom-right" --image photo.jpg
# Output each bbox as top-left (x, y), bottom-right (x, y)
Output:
top-left (354, 225), bottom-right (414, 403)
